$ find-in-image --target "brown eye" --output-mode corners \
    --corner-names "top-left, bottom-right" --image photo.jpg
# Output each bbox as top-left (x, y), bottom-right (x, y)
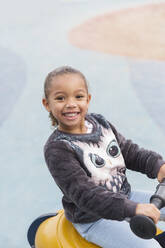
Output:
top-left (76, 95), bottom-right (84, 99)
top-left (106, 140), bottom-right (120, 158)
top-left (56, 96), bottom-right (64, 101)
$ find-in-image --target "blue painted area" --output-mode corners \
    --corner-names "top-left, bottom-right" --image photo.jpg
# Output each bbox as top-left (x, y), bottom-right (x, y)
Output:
top-left (0, 47), bottom-right (27, 125)
top-left (0, 0), bottom-right (165, 247)
top-left (129, 59), bottom-right (165, 135)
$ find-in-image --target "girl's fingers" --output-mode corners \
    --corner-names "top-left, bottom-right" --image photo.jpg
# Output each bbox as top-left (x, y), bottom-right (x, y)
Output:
top-left (135, 203), bottom-right (160, 223)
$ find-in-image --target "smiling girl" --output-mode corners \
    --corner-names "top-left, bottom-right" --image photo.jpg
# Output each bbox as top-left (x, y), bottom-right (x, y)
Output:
top-left (42, 66), bottom-right (165, 248)
top-left (43, 67), bottom-right (91, 134)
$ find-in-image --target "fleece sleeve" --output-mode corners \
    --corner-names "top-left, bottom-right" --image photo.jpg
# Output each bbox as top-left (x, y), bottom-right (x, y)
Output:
top-left (110, 124), bottom-right (165, 178)
top-left (44, 140), bottom-right (137, 221)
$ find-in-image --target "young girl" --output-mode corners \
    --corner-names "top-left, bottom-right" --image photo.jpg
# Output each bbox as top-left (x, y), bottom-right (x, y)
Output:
top-left (42, 65), bottom-right (165, 248)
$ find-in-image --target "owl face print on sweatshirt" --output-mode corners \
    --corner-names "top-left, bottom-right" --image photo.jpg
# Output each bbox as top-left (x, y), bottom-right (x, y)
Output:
top-left (73, 127), bottom-right (126, 193)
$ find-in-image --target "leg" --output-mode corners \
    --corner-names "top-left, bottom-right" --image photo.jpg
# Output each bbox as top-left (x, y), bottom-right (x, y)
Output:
top-left (74, 218), bottom-right (160, 248)
top-left (73, 191), bottom-right (162, 248)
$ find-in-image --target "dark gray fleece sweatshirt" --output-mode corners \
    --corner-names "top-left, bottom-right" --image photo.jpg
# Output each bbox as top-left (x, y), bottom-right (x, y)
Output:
top-left (44, 113), bottom-right (165, 223)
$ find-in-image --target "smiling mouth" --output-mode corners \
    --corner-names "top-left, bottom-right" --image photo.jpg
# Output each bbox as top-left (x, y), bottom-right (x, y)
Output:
top-left (63, 112), bottom-right (78, 116)
top-left (62, 112), bottom-right (80, 119)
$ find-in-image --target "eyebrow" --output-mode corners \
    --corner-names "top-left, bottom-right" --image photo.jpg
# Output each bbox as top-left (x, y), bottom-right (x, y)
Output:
top-left (53, 89), bottom-right (86, 95)
top-left (53, 91), bottom-right (65, 95)
top-left (75, 89), bottom-right (86, 93)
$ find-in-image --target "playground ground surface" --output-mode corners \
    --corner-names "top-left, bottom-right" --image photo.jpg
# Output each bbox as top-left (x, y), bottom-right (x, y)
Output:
top-left (1, 0), bottom-right (165, 247)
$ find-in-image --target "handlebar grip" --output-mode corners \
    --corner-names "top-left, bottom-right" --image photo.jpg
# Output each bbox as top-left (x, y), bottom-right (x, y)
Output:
top-left (150, 178), bottom-right (165, 209)
top-left (130, 178), bottom-right (165, 239)
top-left (130, 215), bottom-right (156, 239)
top-left (150, 196), bottom-right (164, 209)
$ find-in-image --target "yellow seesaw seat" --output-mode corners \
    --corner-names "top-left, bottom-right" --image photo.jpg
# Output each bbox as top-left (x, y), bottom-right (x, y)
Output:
top-left (35, 209), bottom-right (101, 248)
top-left (34, 209), bottom-right (163, 248)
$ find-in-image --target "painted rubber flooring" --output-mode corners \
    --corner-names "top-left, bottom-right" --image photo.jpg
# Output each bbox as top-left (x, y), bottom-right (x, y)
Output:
top-left (0, 0), bottom-right (165, 247)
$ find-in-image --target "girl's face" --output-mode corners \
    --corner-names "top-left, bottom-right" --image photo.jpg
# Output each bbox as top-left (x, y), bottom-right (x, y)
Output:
top-left (43, 73), bottom-right (91, 134)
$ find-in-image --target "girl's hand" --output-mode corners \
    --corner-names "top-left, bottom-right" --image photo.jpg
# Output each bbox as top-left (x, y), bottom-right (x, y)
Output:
top-left (135, 203), bottom-right (160, 224)
top-left (157, 163), bottom-right (165, 182)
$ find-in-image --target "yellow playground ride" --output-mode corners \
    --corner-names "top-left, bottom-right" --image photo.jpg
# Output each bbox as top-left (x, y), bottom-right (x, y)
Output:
top-left (27, 180), bottom-right (165, 248)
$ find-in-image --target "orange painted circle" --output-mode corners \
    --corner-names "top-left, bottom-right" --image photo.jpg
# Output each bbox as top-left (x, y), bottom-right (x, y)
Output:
top-left (69, 3), bottom-right (165, 60)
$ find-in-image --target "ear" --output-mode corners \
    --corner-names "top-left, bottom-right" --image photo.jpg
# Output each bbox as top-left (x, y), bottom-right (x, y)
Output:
top-left (87, 94), bottom-right (91, 104)
top-left (42, 98), bottom-right (50, 112)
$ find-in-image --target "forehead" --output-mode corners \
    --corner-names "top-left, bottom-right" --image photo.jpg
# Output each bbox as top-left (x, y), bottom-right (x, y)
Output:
top-left (50, 73), bottom-right (87, 91)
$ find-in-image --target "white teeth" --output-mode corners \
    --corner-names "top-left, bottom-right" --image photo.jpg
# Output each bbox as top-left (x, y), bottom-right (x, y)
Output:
top-left (64, 113), bottom-right (77, 117)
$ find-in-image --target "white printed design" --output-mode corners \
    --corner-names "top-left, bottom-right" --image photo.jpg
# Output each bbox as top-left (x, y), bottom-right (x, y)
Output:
top-left (73, 127), bottom-right (126, 193)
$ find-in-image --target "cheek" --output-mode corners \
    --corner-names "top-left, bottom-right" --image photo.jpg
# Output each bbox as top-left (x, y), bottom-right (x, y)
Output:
top-left (81, 100), bottom-right (90, 110)
top-left (81, 105), bottom-right (89, 113)
top-left (51, 102), bottom-right (62, 111)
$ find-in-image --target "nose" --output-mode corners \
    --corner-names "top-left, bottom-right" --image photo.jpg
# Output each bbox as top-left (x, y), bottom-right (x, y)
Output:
top-left (65, 98), bottom-right (77, 108)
